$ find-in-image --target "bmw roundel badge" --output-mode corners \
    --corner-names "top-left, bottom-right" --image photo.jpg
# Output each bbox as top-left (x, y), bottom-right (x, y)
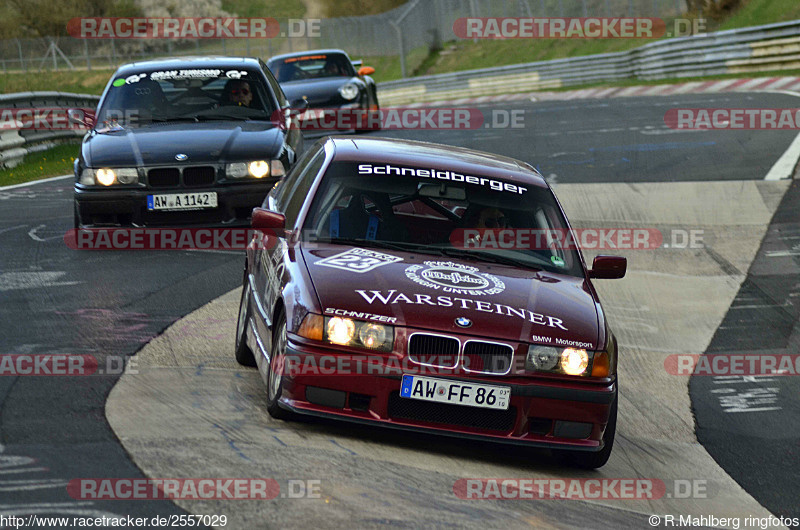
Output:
top-left (175, 153), bottom-right (188, 161)
top-left (455, 317), bottom-right (472, 328)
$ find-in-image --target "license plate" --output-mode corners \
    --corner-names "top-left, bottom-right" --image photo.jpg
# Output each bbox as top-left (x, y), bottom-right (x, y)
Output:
top-left (147, 192), bottom-right (217, 211)
top-left (400, 375), bottom-right (510, 410)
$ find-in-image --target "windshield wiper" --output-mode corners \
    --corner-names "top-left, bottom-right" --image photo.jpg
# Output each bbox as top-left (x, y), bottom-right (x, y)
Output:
top-left (149, 116), bottom-right (200, 123)
top-left (430, 246), bottom-right (543, 270)
top-left (322, 238), bottom-right (429, 253)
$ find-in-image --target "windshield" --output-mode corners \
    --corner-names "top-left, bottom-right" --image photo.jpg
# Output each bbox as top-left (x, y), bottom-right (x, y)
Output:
top-left (96, 68), bottom-right (276, 128)
top-left (268, 53), bottom-right (356, 83)
top-left (302, 162), bottom-right (585, 277)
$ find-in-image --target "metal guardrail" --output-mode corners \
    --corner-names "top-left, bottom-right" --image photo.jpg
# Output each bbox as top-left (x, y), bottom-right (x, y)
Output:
top-left (378, 19), bottom-right (800, 105)
top-left (0, 0), bottom-right (684, 74)
top-left (0, 92), bottom-right (99, 168)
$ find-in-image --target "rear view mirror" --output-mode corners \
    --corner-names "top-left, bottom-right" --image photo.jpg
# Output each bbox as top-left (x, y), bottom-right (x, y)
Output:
top-left (588, 255), bottom-right (627, 279)
top-left (358, 66), bottom-right (375, 76)
top-left (417, 183), bottom-right (466, 201)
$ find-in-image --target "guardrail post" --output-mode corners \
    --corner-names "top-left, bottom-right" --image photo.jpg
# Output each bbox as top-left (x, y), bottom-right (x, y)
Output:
top-left (85, 40), bottom-right (91, 71)
top-left (390, 20), bottom-right (406, 78)
top-left (16, 39), bottom-right (25, 72)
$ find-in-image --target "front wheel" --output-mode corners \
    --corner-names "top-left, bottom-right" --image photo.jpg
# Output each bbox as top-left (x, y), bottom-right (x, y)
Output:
top-left (552, 389), bottom-right (617, 469)
top-left (234, 282), bottom-right (257, 367)
top-left (265, 310), bottom-right (293, 420)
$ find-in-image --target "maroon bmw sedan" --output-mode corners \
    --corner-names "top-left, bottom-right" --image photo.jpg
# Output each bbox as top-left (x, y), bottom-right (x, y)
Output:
top-left (235, 136), bottom-right (626, 468)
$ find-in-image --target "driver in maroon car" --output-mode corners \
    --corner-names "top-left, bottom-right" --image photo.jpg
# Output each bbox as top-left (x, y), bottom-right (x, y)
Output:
top-left (461, 206), bottom-right (510, 246)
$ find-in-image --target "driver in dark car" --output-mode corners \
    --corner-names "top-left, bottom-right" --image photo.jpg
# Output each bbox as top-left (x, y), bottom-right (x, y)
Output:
top-left (222, 79), bottom-right (253, 107)
top-left (322, 59), bottom-right (343, 77)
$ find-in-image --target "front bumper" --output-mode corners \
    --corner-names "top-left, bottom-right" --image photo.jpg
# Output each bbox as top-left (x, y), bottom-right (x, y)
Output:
top-left (277, 343), bottom-right (616, 451)
top-left (74, 180), bottom-right (278, 227)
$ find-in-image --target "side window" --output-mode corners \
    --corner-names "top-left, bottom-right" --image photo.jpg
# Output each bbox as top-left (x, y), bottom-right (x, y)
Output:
top-left (261, 61), bottom-right (288, 108)
top-left (274, 147), bottom-right (319, 209)
top-left (281, 151), bottom-right (326, 226)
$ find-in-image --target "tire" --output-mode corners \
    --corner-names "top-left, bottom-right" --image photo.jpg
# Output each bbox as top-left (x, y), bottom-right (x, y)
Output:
top-left (265, 309), bottom-right (293, 420)
top-left (73, 202), bottom-right (80, 230)
top-left (234, 282), bottom-right (257, 367)
top-left (357, 92), bottom-right (381, 133)
top-left (552, 387), bottom-right (617, 469)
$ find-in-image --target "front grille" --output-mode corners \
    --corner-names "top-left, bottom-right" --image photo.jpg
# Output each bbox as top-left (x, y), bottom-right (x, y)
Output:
top-left (462, 341), bottom-right (514, 375)
top-left (148, 168), bottom-right (179, 188)
top-left (183, 166), bottom-right (215, 187)
top-left (388, 392), bottom-right (517, 432)
top-left (408, 334), bottom-right (459, 368)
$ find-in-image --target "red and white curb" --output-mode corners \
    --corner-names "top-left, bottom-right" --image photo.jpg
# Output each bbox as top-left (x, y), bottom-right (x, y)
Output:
top-left (401, 76), bottom-right (800, 108)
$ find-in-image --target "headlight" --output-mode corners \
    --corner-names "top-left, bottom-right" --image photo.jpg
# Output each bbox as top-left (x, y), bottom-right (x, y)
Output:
top-left (82, 168), bottom-right (138, 186)
top-left (88, 167), bottom-right (139, 186)
top-left (322, 316), bottom-right (393, 352)
top-left (116, 168), bottom-right (138, 184)
top-left (96, 168), bottom-right (116, 186)
top-left (338, 83), bottom-right (359, 100)
top-left (327, 317), bottom-right (355, 345)
top-left (358, 323), bottom-right (389, 349)
top-left (526, 344), bottom-right (595, 377)
top-left (526, 345), bottom-right (561, 372)
top-left (248, 160), bottom-right (270, 178)
top-left (561, 348), bottom-right (589, 376)
top-left (226, 161), bottom-right (276, 179)
top-left (226, 163), bottom-right (248, 178)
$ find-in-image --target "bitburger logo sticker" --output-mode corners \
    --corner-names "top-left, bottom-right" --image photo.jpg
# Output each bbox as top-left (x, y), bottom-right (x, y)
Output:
top-left (405, 261), bottom-right (505, 296)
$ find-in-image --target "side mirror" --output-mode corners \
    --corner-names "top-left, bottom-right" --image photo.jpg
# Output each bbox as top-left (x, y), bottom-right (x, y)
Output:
top-left (68, 108), bottom-right (95, 128)
top-left (286, 97), bottom-right (309, 117)
top-left (251, 208), bottom-right (286, 232)
top-left (588, 255), bottom-right (627, 279)
top-left (358, 66), bottom-right (375, 76)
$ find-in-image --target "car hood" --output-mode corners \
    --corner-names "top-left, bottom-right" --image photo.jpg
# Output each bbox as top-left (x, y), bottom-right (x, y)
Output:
top-left (280, 77), bottom-right (359, 105)
top-left (85, 121), bottom-right (284, 167)
top-left (301, 245), bottom-right (601, 349)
